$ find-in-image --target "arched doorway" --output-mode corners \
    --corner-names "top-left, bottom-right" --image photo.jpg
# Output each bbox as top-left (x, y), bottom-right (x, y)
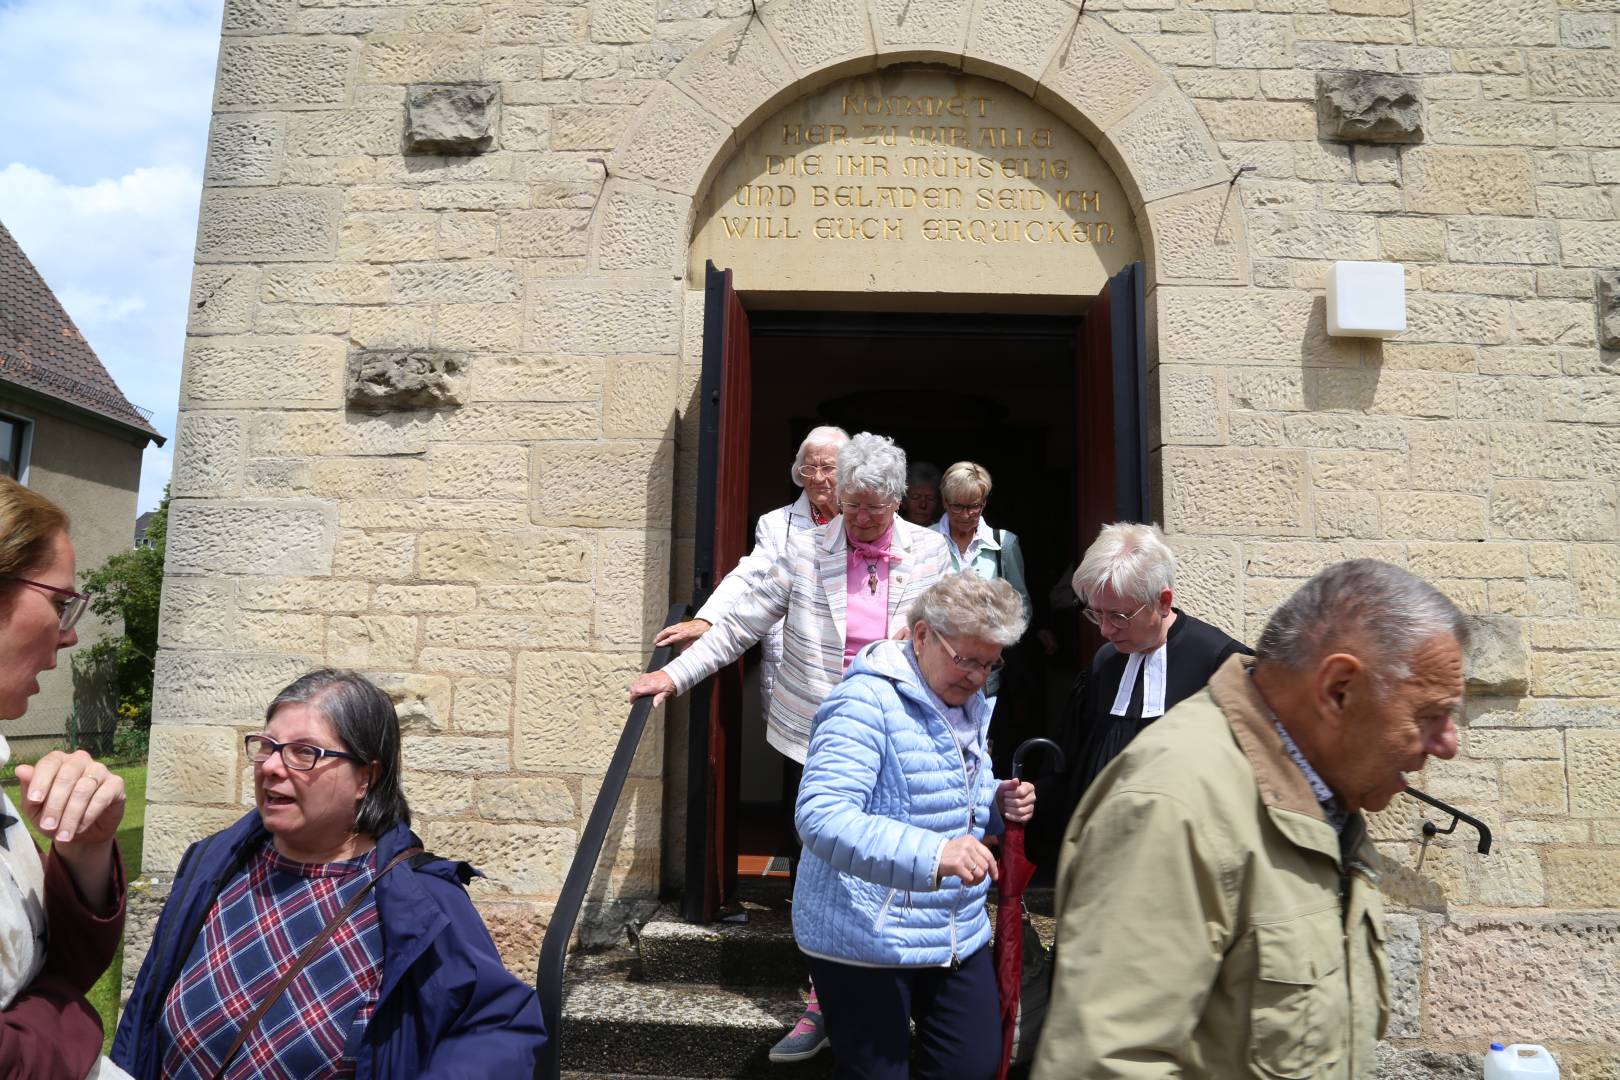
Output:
top-left (679, 67), bottom-right (1156, 919)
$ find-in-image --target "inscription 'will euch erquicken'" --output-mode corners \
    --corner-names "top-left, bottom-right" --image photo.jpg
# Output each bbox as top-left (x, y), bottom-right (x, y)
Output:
top-left (717, 95), bottom-right (1119, 247)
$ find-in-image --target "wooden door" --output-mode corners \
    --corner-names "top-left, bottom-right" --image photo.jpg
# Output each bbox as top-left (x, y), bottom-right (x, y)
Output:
top-left (1075, 261), bottom-right (1149, 653)
top-left (683, 262), bottom-right (752, 922)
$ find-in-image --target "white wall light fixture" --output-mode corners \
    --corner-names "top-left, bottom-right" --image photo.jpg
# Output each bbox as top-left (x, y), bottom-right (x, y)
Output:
top-left (1325, 260), bottom-right (1406, 338)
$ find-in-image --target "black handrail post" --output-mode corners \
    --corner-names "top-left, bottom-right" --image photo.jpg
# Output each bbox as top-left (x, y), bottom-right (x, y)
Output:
top-left (533, 603), bottom-right (689, 1080)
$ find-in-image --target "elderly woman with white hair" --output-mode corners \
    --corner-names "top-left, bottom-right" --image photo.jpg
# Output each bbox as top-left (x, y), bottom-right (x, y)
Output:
top-left (654, 425), bottom-right (849, 710)
top-left (1045, 522), bottom-right (1249, 844)
top-left (630, 431), bottom-right (952, 1063)
top-left (792, 572), bottom-right (1036, 1079)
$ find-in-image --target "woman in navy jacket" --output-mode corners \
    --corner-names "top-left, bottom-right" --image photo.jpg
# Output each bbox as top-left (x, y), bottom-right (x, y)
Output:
top-left (113, 670), bottom-right (544, 1079)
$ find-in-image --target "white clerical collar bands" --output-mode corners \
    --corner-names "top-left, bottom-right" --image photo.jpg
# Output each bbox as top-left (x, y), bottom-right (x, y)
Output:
top-left (1110, 643), bottom-right (1168, 718)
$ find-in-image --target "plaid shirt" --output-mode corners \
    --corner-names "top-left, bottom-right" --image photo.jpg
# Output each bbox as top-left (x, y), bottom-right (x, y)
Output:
top-left (160, 841), bottom-right (384, 1080)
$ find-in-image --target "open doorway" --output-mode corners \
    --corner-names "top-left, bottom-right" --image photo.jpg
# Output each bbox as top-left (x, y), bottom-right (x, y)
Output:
top-left (737, 312), bottom-right (1084, 822)
top-left (684, 263), bottom-right (1147, 920)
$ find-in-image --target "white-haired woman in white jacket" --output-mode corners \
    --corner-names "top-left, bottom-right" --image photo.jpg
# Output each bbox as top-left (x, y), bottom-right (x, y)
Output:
top-left (654, 425), bottom-right (849, 710)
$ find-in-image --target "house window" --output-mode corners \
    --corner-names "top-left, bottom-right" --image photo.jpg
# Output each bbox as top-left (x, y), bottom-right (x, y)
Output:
top-left (0, 415), bottom-right (27, 480)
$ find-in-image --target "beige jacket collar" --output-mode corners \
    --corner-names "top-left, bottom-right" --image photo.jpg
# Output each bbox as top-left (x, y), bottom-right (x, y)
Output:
top-left (1207, 655), bottom-right (1376, 867)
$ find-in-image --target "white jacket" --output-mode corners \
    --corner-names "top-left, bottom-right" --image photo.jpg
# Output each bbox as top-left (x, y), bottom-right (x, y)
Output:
top-left (694, 492), bottom-right (819, 709)
top-left (668, 517), bottom-right (952, 762)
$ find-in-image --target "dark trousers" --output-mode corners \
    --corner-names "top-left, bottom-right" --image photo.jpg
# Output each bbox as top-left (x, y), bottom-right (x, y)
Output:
top-left (804, 947), bottom-right (1001, 1080)
top-left (782, 759), bottom-right (804, 874)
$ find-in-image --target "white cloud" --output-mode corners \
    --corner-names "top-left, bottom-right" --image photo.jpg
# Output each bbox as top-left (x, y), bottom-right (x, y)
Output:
top-left (0, 0), bottom-right (223, 513)
top-left (0, 1), bottom-right (224, 183)
top-left (0, 161), bottom-right (201, 510)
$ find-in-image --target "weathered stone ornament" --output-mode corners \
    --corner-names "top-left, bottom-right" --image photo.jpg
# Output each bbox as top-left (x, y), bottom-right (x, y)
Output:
top-left (1598, 270), bottom-right (1620, 351)
top-left (1463, 614), bottom-right (1528, 696)
top-left (347, 349), bottom-right (468, 410)
top-left (1316, 72), bottom-right (1424, 144)
top-left (405, 83), bottom-right (499, 154)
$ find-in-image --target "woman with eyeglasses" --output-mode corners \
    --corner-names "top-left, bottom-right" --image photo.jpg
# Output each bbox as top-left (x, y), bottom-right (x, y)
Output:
top-left (792, 572), bottom-right (1035, 1079)
top-left (653, 425), bottom-right (849, 714)
top-left (1036, 523), bottom-right (1249, 862)
top-left (0, 476), bottom-right (131, 1078)
top-left (630, 431), bottom-right (952, 1063)
top-left (933, 462), bottom-right (1031, 699)
top-left (113, 668), bottom-right (544, 1078)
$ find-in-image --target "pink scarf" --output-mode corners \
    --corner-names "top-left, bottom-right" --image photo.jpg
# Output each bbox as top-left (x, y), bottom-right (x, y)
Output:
top-left (847, 524), bottom-right (901, 565)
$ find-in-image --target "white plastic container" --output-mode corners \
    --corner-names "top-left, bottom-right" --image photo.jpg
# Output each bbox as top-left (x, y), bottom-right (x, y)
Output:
top-left (1484, 1042), bottom-right (1559, 1079)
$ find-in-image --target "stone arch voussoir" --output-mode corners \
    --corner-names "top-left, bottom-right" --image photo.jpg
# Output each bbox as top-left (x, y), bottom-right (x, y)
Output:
top-left (605, 0), bottom-right (1250, 291)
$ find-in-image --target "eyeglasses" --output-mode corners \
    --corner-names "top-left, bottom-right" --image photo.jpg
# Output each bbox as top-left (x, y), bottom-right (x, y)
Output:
top-left (797, 465), bottom-right (838, 480)
top-left (4, 576), bottom-right (90, 631)
top-left (933, 630), bottom-right (1006, 676)
top-left (839, 500), bottom-right (895, 517)
top-left (245, 734), bottom-right (365, 772)
top-left (1082, 601), bottom-right (1151, 628)
top-left (944, 502), bottom-right (985, 516)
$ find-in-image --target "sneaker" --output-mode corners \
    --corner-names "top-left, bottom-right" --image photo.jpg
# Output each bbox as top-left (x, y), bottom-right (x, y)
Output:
top-left (768, 1006), bottom-right (828, 1063)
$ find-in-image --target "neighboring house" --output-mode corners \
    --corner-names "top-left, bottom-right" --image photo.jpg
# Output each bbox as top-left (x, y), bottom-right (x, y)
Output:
top-left (0, 221), bottom-right (165, 755)
top-left (133, 510), bottom-right (159, 549)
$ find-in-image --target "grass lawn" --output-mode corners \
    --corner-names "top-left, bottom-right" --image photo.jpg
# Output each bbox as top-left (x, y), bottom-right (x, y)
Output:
top-left (4, 761), bottom-right (146, 1053)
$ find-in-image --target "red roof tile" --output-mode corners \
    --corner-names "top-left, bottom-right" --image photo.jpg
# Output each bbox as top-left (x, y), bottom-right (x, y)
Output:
top-left (0, 221), bottom-right (163, 442)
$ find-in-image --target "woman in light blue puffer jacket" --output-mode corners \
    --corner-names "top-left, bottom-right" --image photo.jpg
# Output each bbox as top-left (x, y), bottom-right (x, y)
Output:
top-left (793, 572), bottom-right (1035, 1079)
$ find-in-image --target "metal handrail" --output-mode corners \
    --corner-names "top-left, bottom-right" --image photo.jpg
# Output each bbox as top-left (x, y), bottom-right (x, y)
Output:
top-left (533, 603), bottom-right (688, 1080)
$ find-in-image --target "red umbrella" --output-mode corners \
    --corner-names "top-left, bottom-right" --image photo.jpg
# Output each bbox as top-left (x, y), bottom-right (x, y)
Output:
top-left (994, 737), bottom-right (1064, 1080)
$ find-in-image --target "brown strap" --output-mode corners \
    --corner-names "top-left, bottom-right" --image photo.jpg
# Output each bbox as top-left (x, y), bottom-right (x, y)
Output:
top-left (211, 846), bottom-right (424, 1080)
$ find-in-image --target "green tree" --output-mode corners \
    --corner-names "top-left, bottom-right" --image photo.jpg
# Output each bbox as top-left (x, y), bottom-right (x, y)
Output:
top-left (78, 488), bottom-right (167, 749)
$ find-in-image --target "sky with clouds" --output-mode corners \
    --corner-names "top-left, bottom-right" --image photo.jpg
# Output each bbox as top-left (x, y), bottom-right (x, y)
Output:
top-left (0, 0), bottom-right (226, 513)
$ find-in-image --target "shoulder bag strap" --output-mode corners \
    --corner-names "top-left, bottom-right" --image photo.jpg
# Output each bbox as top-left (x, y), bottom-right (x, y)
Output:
top-left (210, 846), bottom-right (424, 1080)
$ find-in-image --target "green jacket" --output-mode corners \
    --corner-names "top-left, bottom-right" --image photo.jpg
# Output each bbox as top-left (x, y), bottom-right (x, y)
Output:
top-left (1033, 655), bottom-right (1390, 1080)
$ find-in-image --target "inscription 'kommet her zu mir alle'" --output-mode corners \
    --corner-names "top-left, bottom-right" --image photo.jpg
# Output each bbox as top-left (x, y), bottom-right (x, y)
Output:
top-left (718, 93), bottom-right (1118, 246)
top-left (691, 73), bottom-right (1140, 297)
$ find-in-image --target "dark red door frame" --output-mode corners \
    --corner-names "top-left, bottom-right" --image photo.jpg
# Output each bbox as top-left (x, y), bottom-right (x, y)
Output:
top-left (684, 262), bottom-right (752, 923)
top-left (1074, 262), bottom-right (1150, 657)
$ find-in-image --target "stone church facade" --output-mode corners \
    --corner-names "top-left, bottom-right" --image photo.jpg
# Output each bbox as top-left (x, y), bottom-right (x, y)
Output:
top-left (144, 0), bottom-right (1619, 1069)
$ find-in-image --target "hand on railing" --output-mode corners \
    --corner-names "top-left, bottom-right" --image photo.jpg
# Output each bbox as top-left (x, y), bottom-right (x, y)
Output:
top-left (654, 618), bottom-right (711, 649)
top-left (628, 670), bottom-right (677, 707)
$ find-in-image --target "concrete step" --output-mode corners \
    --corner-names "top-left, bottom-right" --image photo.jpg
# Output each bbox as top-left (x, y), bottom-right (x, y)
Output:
top-left (635, 891), bottom-right (803, 987)
top-left (559, 883), bottom-right (1056, 1078)
top-left (634, 883), bottom-right (1056, 988)
top-left (561, 948), bottom-right (830, 1078)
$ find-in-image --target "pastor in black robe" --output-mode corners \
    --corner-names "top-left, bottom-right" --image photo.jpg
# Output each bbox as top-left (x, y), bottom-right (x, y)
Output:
top-left (1031, 610), bottom-right (1250, 868)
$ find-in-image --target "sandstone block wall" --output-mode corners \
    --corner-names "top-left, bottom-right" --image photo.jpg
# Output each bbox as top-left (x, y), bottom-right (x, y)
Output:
top-left (153, 0), bottom-right (1618, 1066)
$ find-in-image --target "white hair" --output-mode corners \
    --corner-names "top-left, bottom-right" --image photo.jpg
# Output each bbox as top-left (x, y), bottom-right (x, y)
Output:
top-left (910, 572), bottom-right (1029, 647)
top-left (790, 425), bottom-right (850, 487)
top-left (838, 432), bottom-right (907, 504)
top-left (1257, 559), bottom-right (1469, 686)
top-left (1072, 522), bottom-right (1176, 608)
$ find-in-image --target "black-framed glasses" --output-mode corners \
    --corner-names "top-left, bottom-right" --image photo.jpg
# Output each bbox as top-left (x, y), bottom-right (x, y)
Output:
top-left (944, 501), bottom-right (986, 516)
top-left (3, 576), bottom-right (89, 631)
top-left (1082, 600), bottom-right (1151, 628)
top-left (245, 734), bottom-right (365, 771)
top-left (933, 630), bottom-right (1006, 676)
